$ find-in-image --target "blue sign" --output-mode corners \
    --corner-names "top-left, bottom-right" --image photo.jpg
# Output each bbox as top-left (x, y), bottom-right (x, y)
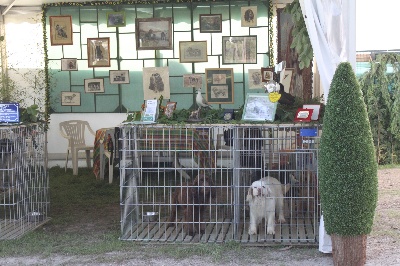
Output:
top-left (0, 103), bottom-right (20, 123)
top-left (300, 128), bottom-right (318, 137)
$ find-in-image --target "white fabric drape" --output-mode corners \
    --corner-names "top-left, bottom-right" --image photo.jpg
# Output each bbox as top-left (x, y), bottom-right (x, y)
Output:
top-left (298, 0), bottom-right (356, 253)
top-left (299, 0), bottom-right (356, 102)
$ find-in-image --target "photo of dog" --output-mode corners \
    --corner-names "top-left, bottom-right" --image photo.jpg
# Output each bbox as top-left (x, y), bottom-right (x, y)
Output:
top-left (167, 173), bottom-right (216, 236)
top-left (246, 176), bottom-right (290, 235)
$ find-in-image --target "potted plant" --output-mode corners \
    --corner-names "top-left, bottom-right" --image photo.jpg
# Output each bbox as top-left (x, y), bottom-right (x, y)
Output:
top-left (319, 62), bottom-right (378, 265)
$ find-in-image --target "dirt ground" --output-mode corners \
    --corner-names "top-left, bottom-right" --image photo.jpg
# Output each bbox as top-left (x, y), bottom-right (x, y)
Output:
top-left (2, 168), bottom-right (400, 266)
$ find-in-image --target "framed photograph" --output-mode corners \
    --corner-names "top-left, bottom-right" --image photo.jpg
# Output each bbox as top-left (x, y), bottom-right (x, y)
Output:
top-left (164, 101), bottom-right (177, 118)
top-left (107, 11), bottom-right (126, 27)
top-left (199, 14), bottom-right (222, 33)
top-left (61, 92), bottom-right (80, 106)
top-left (261, 67), bottom-right (274, 82)
top-left (143, 67), bottom-right (170, 100)
top-left (61, 58), bottom-right (78, 71)
top-left (294, 108), bottom-right (314, 122)
top-left (87, 38), bottom-right (110, 67)
top-left (241, 6), bottom-right (257, 27)
top-left (84, 78), bottom-right (105, 93)
top-left (205, 68), bottom-right (234, 104)
top-left (183, 74), bottom-right (203, 88)
top-left (280, 68), bottom-right (294, 92)
top-left (242, 93), bottom-right (278, 122)
top-left (109, 70), bottom-right (130, 84)
top-left (303, 104), bottom-right (321, 121)
top-left (248, 69), bottom-right (264, 89)
top-left (222, 36), bottom-right (257, 64)
top-left (49, 15), bottom-right (73, 45)
top-left (135, 18), bottom-right (172, 50)
top-left (179, 41), bottom-right (208, 63)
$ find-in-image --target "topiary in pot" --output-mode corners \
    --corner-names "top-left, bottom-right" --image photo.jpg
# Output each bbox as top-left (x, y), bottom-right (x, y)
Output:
top-left (319, 62), bottom-right (378, 266)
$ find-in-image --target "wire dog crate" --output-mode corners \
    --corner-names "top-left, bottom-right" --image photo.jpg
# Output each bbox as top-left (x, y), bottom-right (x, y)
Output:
top-left (0, 124), bottom-right (49, 239)
top-left (119, 124), bottom-right (321, 245)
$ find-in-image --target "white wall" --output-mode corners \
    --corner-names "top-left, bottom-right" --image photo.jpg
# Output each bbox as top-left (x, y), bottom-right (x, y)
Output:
top-left (48, 113), bottom-right (126, 159)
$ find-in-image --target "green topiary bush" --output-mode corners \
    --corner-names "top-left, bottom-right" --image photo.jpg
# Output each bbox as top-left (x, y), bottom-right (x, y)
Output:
top-left (319, 62), bottom-right (378, 236)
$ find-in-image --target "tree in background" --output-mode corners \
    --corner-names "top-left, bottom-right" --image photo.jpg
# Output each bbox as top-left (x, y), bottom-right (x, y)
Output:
top-left (319, 62), bottom-right (378, 265)
top-left (359, 53), bottom-right (400, 164)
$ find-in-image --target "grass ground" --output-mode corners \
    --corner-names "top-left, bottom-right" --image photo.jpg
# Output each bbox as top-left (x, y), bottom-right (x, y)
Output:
top-left (0, 166), bottom-right (398, 266)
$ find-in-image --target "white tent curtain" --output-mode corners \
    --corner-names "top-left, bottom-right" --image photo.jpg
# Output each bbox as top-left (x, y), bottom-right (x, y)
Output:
top-left (299, 0), bottom-right (356, 253)
top-left (299, 0), bottom-right (356, 102)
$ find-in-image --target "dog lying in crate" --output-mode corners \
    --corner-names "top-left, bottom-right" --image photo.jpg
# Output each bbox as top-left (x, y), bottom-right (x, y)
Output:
top-left (246, 176), bottom-right (290, 235)
top-left (167, 172), bottom-right (216, 236)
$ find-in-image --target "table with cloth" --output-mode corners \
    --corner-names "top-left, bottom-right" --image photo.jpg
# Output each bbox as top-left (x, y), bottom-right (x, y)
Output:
top-left (93, 127), bottom-right (117, 180)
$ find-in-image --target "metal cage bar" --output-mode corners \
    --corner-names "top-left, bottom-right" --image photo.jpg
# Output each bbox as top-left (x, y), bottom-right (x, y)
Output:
top-left (0, 124), bottom-right (49, 239)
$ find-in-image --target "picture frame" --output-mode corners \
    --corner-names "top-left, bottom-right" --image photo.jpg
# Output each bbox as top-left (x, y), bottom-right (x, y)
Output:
top-left (303, 104), bottom-right (321, 121)
top-left (142, 67), bottom-right (170, 100)
top-left (280, 68), bottom-right (294, 92)
top-left (164, 101), bottom-right (177, 119)
top-left (61, 58), bottom-right (78, 71)
top-left (222, 36), bottom-right (257, 64)
top-left (199, 14), bottom-right (222, 33)
top-left (135, 18), bottom-right (172, 50)
top-left (179, 41), bottom-right (208, 63)
top-left (107, 11), bottom-right (126, 27)
top-left (109, 70), bottom-right (130, 84)
top-left (205, 68), bottom-right (234, 104)
top-left (61, 92), bottom-right (81, 106)
top-left (87, 38), bottom-right (110, 67)
top-left (84, 78), bottom-right (105, 93)
top-left (261, 67), bottom-right (274, 82)
top-left (241, 6), bottom-right (257, 27)
top-left (242, 93), bottom-right (277, 122)
top-left (183, 74), bottom-right (203, 88)
top-left (248, 69), bottom-right (264, 89)
top-left (294, 108), bottom-right (314, 122)
top-left (49, 15), bottom-right (73, 46)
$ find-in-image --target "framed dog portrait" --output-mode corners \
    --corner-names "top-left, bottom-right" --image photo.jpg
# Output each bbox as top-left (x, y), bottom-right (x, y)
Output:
top-left (84, 78), bottom-right (105, 93)
top-left (135, 18), bottom-right (172, 50)
top-left (61, 58), bottom-right (78, 71)
top-left (142, 67), bottom-right (170, 100)
top-left (248, 69), bottom-right (264, 89)
top-left (242, 93), bottom-right (277, 122)
top-left (179, 41), bottom-right (208, 63)
top-left (205, 68), bottom-right (234, 104)
top-left (261, 67), bottom-right (274, 82)
top-left (107, 11), bottom-right (126, 27)
top-left (222, 36), bottom-right (257, 64)
top-left (61, 92), bottom-right (80, 106)
top-left (183, 74), bottom-right (203, 88)
top-left (109, 70), bottom-right (130, 84)
top-left (49, 16), bottom-right (73, 45)
top-left (241, 6), bottom-right (257, 27)
top-left (199, 14), bottom-right (222, 33)
top-left (87, 38), bottom-right (110, 67)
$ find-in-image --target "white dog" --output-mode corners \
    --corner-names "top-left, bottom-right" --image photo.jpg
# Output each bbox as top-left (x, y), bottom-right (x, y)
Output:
top-left (246, 177), bottom-right (290, 235)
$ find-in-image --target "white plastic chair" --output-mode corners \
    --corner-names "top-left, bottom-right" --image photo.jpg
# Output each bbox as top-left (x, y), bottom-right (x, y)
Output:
top-left (59, 120), bottom-right (96, 175)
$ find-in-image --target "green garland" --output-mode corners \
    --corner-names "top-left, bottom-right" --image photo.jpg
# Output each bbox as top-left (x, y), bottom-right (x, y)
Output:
top-left (42, 8), bottom-right (50, 131)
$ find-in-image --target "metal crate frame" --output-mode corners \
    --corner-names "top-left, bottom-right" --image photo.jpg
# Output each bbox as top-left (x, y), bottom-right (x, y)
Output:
top-left (119, 124), bottom-right (321, 245)
top-left (0, 124), bottom-right (50, 239)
